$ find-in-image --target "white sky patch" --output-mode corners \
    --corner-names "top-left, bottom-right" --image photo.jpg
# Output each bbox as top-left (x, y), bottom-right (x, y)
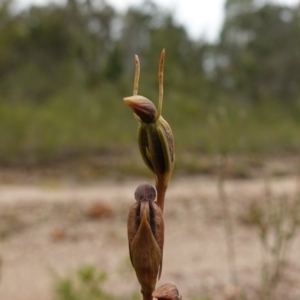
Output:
top-left (14, 0), bottom-right (300, 42)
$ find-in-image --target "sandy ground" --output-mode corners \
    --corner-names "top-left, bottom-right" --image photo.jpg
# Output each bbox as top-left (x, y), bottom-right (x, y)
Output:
top-left (0, 175), bottom-right (300, 300)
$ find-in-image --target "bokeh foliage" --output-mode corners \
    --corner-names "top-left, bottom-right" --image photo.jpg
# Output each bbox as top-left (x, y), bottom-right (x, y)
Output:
top-left (1, 0), bottom-right (300, 170)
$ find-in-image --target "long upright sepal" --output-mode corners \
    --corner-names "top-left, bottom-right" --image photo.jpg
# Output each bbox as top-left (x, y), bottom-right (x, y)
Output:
top-left (156, 49), bottom-right (165, 120)
top-left (133, 55), bottom-right (140, 96)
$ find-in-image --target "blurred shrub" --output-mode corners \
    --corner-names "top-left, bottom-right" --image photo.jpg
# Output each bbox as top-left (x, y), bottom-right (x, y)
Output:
top-left (54, 265), bottom-right (119, 300)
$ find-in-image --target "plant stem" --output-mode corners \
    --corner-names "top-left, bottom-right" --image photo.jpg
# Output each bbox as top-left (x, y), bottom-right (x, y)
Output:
top-left (156, 176), bottom-right (168, 213)
top-left (142, 292), bottom-right (153, 300)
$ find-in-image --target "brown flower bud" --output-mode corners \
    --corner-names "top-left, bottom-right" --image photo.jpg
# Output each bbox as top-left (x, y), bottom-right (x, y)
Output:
top-left (127, 183), bottom-right (164, 296)
top-left (152, 283), bottom-right (180, 300)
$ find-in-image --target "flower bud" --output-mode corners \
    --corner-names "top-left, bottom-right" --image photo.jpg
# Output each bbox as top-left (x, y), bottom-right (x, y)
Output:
top-left (127, 183), bottom-right (164, 296)
top-left (152, 283), bottom-right (180, 300)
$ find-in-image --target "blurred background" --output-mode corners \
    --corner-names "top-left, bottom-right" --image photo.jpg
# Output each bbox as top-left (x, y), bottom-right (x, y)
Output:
top-left (1, 0), bottom-right (300, 178)
top-left (1, 0), bottom-right (300, 299)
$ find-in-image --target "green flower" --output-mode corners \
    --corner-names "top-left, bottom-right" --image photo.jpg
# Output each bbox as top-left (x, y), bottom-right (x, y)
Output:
top-left (124, 49), bottom-right (175, 213)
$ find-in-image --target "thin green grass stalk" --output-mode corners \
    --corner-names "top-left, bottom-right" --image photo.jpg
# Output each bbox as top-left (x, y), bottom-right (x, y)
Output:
top-left (217, 153), bottom-right (239, 287)
top-left (260, 177), bottom-right (272, 300)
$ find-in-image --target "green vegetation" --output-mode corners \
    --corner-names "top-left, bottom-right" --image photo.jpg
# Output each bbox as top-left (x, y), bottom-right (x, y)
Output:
top-left (1, 95), bottom-right (300, 173)
top-left (1, 0), bottom-right (300, 173)
top-left (54, 265), bottom-right (119, 300)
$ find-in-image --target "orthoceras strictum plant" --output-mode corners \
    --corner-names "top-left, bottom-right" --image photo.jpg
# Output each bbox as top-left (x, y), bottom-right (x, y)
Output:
top-left (123, 49), bottom-right (175, 213)
top-left (127, 183), bottom-right (164, 300)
